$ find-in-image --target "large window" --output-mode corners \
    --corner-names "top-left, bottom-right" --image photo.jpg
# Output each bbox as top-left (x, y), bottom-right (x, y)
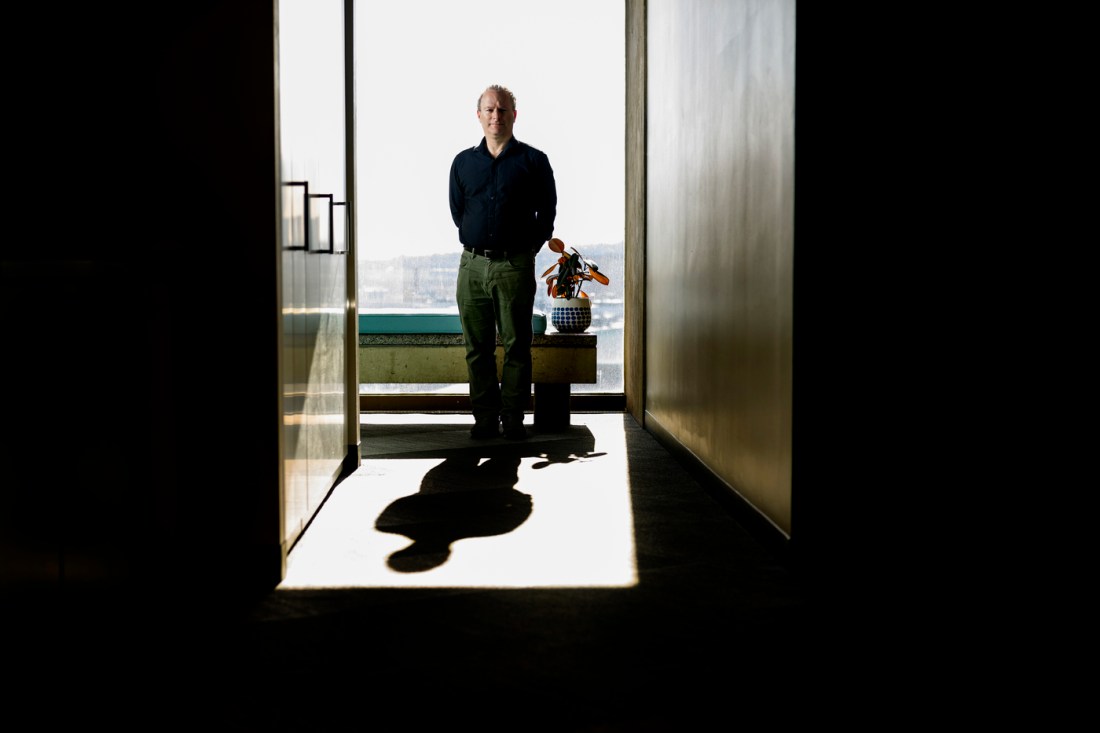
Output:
top-left (355, 0), bottom-right (625, 394)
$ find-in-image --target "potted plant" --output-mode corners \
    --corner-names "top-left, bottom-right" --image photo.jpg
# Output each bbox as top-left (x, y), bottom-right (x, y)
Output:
top-left (541, 237), bottom-right (610, 333)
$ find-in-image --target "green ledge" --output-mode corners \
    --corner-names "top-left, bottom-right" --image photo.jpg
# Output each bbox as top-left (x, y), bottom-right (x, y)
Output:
top-left (359, 307), bottom-right (547, 335)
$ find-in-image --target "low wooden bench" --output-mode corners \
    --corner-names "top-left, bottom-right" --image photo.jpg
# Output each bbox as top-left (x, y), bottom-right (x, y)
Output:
top-left (358, 309), bottom-right (596, 431)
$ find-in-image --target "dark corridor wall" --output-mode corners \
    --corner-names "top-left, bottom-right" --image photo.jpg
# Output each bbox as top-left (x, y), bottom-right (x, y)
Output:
top-left (3, 1), bottom-right (283, 598)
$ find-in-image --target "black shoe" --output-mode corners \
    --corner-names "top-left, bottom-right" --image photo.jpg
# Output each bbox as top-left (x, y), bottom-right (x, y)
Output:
top-left (501, 418), bottom-right (528, 441)
top-left (470, 419), bottom-right (500, 440)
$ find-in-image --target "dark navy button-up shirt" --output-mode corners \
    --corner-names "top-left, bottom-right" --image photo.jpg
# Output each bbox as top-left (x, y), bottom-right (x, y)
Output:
top-left (449, 137), bottom-right (557, 252)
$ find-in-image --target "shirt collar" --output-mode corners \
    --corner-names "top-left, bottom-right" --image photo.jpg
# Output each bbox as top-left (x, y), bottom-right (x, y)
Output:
top-left (477, 136), bottom-right (519, 158)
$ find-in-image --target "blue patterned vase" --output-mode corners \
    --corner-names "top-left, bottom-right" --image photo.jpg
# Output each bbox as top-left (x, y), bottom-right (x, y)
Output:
top-left (550, 297), bottom-right (592, 333)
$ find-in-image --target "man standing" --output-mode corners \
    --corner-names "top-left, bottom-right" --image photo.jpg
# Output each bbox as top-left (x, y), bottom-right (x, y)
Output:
top-left (450, 84), bottom-right (557, 440)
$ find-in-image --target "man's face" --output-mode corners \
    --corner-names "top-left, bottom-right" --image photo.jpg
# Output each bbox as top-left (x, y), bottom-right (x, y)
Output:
top-left (477, 91), bottom-right (516, 142)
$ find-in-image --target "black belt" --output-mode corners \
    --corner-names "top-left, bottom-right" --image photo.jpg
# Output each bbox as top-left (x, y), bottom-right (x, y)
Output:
top-left (464, 247), bottom-right (527, 259)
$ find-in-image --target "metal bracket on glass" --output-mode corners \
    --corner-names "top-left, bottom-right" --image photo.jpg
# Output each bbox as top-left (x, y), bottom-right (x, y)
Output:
top-left (282, 181), bottom-right (309, 251)
top-left (309, 193), bottom-right (333, 254)
top-left (333, 201), bottom-right (347, 254)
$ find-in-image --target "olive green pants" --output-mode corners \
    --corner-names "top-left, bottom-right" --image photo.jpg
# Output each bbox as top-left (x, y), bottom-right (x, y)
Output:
top-left (456, 249), bottom-right (536, 424)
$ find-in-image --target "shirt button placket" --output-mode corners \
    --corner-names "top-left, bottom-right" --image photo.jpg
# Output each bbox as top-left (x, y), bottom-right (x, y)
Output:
top-left (487, 161), bottom-right (497, 243)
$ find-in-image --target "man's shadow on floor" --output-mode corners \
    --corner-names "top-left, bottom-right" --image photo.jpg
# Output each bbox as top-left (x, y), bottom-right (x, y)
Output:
top-left (375, 455), bottom-right (530, 573)
top-left (374, 449), bottom-right (609, 574)
top-left (370, 423), bottom-right (607, 572)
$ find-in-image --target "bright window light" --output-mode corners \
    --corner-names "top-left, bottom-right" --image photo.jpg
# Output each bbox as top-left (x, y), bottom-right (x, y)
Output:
top-left (354, 0), bottom-right (625, 395)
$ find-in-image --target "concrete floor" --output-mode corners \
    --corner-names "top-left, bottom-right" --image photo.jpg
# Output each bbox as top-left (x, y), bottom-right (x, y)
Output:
top-left (13, 412), bottom-right (859, 729)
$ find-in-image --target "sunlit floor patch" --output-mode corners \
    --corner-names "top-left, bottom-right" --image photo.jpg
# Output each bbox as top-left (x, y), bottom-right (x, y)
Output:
top-left (279, 413), bottom-right (637, 589)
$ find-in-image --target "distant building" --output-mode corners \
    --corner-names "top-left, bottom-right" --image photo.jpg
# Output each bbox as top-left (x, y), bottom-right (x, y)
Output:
top-left (359, 243), bottom-right (625, 393)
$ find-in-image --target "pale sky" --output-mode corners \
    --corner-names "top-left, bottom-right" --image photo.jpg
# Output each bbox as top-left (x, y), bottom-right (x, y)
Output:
top-left (355, 0), bottom-right (625, 260)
